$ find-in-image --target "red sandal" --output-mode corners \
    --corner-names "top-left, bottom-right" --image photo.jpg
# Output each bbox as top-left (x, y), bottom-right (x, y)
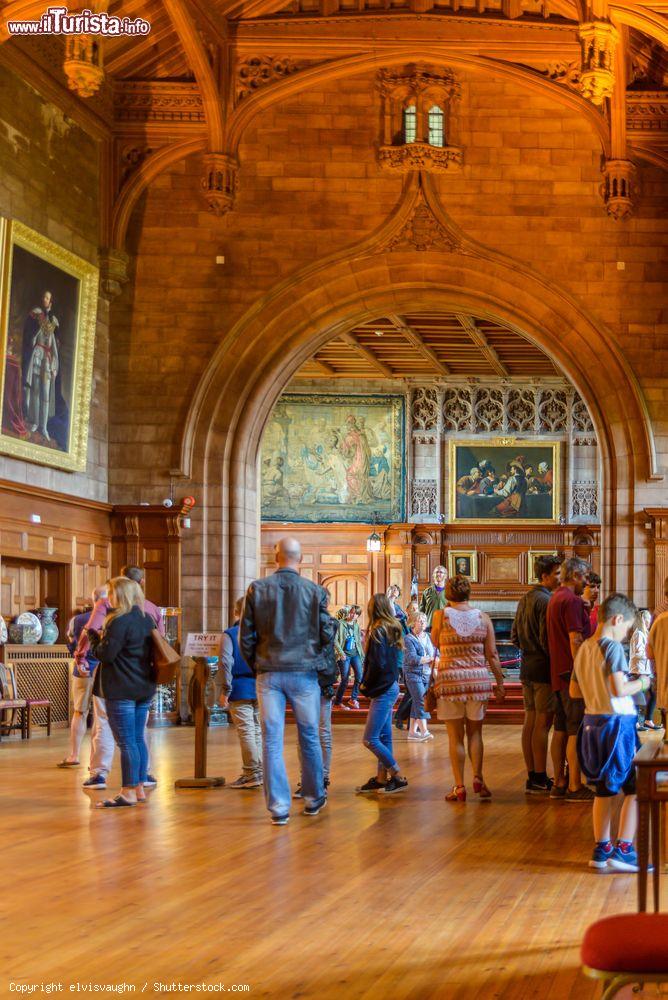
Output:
top-left (445, 784), bottom-right (466, 802)
top-left (473, 776), bottom-right (492, 799)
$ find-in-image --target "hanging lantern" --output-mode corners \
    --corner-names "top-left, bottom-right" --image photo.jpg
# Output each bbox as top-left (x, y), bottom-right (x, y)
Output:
top-left (366, 530), bottom-right (382, 553)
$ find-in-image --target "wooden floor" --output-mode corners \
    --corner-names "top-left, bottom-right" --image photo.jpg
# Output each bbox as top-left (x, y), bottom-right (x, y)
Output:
top-left (1, 724), bottom-right (662, 999)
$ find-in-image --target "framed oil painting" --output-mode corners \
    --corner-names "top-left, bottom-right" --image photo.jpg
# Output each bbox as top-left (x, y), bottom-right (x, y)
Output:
top-left (449, 439), bottom-right (560, 524)
top-left (0, 218), bottom-right (98, 472)
top-left (527, 550), bottom-right (560, 585)
top-left (448, 550), bottom-right (478, 582)
top-left (261, 393), bottom-right (405, 523)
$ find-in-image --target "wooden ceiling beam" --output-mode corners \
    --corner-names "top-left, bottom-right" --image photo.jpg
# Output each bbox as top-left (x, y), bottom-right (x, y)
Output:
top-left (455, 313), bottom-right (510, 376)
top-left (309, 357), bottom-right (337, 375)
top-left (387, 313), bottom-right (451, 375)
top-left (106, 23), bottom-right (176, 75)
top-left (340, 333), bottom-right (394, 378)
top-left (162, 0), bottom-right (225, 148)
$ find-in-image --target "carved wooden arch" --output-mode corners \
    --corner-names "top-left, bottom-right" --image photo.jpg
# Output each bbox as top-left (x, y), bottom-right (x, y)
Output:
top-left (226, 48), bottom-right (611, 156)
top-left (178, 173), bottom-right (659, 612)
top-left (110, 135), bottom-right (206, 248)
top-left (609, 3), bottom-right (668, 49)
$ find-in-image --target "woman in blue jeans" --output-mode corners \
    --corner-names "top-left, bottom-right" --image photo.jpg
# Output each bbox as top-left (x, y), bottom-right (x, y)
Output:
top-left (357, 594), bottom-right (408, 795)
top-left (89, 576), bottom-right (156, 808)
top-left (404, 612), bottom-right (437, 742)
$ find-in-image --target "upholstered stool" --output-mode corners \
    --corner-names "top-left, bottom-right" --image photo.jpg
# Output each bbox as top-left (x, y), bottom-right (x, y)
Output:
top-left (582, 914), bottom-right (668, 999)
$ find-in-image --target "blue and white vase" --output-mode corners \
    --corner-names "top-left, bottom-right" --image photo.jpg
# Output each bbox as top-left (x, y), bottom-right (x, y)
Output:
top-left (37, 608), bottom-right (59, 645)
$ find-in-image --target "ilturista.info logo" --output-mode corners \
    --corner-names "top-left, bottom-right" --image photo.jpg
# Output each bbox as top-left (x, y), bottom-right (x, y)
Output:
top-left (6, 6), bottom-right (151, 35)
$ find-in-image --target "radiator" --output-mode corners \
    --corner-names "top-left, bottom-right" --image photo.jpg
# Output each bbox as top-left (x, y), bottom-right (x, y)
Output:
top-left (5, 644), bottom-right (72, 726)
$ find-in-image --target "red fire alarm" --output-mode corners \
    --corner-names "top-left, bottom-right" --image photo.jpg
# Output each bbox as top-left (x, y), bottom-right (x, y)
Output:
top-left (182, 495), bottom-right (197, 508)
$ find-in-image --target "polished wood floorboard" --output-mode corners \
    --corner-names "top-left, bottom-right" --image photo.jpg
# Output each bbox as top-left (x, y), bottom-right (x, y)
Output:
top-left (1, 724), bottom-right (660, 999)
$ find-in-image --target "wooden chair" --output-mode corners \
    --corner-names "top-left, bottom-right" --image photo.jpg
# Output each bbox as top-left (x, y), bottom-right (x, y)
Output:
top-left (0, 663), bottom-right (28, 740)
top-left (582, 914), bottom-right (668, 999)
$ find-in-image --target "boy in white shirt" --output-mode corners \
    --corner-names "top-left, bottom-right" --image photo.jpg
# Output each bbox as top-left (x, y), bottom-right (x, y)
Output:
top-left (570, 593), bottom-right (651, 872)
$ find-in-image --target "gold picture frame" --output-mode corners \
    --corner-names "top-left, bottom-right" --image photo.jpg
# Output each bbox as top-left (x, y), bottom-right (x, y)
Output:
top-left (527, 550), bottom-right (560, 585)
top-left (0, 218), bottom-right (99, 472)
top-left (449, 438), bottom-right (561, 524)
top-left (448, 549), bottom-right (478, 582)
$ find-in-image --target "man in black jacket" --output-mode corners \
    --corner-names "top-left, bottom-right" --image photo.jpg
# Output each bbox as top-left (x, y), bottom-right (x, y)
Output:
top-left (240, 537), bottom-right (337, 825)
top-left (511, 554), bottom-right (561, 794)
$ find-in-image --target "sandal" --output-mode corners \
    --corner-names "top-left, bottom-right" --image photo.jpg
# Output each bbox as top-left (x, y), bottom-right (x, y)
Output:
top-left (56, 759), bottom-right (80, 768)
top-left (97, 795), bottom-right (136, 808)
top-left (473, 776), bottom-right (492, 799)
top-left (445, 784), bottom-right (466, 802)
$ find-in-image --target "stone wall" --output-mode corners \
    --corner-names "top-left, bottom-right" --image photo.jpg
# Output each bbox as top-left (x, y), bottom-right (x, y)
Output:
top-left (0, 65), bottom-right (108, 501)
top-left (105, 65), bottom-right (668, 616)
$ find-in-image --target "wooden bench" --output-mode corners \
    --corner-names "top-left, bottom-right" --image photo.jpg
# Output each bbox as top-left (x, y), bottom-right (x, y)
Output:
top-left (582, 914), bottom-right (668, 999)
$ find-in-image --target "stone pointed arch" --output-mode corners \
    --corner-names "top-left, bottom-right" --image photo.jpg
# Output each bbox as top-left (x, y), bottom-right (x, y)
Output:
top-left (178, 174), bottom-right (659, 628)
top-left (227, 49), bottom-right (611, 158)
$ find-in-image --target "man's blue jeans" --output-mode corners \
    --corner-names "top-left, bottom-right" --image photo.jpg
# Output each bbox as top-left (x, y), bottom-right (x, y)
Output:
top-left (105, 697), bottom-right (152, 787)
top-left (256, 671), bottom-right (324, 817)
top-left (363, 681), bottom-right (400, 773)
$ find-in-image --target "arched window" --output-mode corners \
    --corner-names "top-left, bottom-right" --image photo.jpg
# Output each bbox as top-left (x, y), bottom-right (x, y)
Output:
top-left (428, 105), bottom-right (445, 147)
top-left (403, 105), bottom-right (417, 144)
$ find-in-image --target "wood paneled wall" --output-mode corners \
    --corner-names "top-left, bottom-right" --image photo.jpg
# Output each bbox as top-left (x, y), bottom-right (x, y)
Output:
top-left (0, 480), bottom-right (112, 638)
top-left (261, 522), bottom-right (601, 616)
top-left (0, 484), bottom-right (185, 641)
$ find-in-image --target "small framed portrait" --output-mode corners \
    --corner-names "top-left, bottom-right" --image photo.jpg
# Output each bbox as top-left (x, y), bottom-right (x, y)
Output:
top-left (448, 550), bottom-right (478, 582)
top-left (0, 218), bottom-right (98, 472)
top-left (527, 550), bottom-right (560, 585)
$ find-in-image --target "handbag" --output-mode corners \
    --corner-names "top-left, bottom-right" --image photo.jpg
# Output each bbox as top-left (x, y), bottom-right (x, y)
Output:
top-left (151, 629), bottom-right (181, 685)
top-left (424, 684), bottom-right (437, 714)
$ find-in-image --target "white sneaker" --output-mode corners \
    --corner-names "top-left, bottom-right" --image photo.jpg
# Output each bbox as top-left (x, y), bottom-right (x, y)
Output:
top-left (407, 733), bottom-right (428, 742)
top-left (423, 731), bottom-right (434, 740)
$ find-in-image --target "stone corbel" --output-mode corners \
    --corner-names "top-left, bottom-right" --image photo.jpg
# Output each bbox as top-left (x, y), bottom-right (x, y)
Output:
top-left (98, 246), bottom-right (130, 300)
top-left (578, 21), bottom-right (618, 105)
top-left (600, 158), bottom-right (636, 219)
top-left (201, 152), bottom-right (239, 216)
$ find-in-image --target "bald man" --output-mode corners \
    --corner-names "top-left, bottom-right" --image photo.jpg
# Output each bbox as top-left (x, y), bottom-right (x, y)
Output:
top-left (240, 537), bottom-right (337, 825)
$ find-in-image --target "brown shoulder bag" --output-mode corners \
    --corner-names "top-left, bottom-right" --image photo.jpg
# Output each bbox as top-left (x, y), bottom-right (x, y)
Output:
top-left (151, 630), bottom-right (181, 685)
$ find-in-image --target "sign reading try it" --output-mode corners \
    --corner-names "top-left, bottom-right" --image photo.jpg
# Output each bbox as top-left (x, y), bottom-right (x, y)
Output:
top-left (183, 633), bottom-right (223, 657)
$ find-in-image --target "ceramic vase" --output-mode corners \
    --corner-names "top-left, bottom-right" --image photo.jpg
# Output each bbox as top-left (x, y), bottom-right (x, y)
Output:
top-left (37, 607), bottom-right (59, 645)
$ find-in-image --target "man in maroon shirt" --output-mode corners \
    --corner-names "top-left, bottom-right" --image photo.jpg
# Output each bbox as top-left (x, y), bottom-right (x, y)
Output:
top-left (546, 557), bottom-right (594, 802)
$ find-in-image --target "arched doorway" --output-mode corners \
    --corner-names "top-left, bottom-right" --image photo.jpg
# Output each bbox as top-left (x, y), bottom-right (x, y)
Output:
top-left (179, 247), bottom-right (656, 630)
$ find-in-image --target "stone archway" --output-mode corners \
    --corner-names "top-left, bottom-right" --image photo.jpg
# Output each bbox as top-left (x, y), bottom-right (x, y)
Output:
top-left (178, 244), bottom-right (657, 630)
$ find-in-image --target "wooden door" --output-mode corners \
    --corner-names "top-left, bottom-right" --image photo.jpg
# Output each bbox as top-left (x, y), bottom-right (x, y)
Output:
top-left (1, 558), bottom-right (43, 619)
top-left (0, 558), bottom-right (69, 639)
top-left (319, 574), bottom-right (370, 625)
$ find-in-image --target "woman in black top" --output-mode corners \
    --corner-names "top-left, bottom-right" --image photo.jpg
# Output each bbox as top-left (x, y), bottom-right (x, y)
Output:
top-left (356, 594), bottom-right (408, 795)
top-left (89, 576), bottom-right (156, 808)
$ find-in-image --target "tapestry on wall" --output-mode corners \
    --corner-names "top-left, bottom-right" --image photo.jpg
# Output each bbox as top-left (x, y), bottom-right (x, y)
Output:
top-left (449, 438), bottom-right (560, 523)
top-left (261, 394), bottom-right (405, 523)
top-left (0, 218), bottom-right (98, 472)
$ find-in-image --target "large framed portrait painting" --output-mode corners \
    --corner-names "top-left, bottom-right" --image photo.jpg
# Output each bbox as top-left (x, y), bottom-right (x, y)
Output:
top-left (261, 394), bottom-right (405, 523)
top-left (450, 439), bottom-right (560, 523)
top-left (0, 218), bottom-right (98, 472)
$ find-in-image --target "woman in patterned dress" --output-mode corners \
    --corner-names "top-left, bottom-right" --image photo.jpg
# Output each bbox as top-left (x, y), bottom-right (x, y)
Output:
top-left (432, 575), bottom-right (505, 802)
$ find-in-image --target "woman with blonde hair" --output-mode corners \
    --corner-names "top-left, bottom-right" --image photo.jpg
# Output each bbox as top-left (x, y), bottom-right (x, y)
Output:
top-left (432, 575), bottom-right (505, 802)
top-left (356, 594), bottom-right (408, 795)
top-left (88, 576), bottom-right (156, 807)
top-left (630, 609), bottom-right (656, 730)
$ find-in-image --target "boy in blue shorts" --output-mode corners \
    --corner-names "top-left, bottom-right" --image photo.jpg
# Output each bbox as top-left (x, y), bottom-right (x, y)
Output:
top-left (570, 593), bottom-right (651, 872)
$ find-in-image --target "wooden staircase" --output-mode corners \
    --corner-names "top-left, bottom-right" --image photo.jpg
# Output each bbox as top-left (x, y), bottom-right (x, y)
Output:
top-left (287, 679), bottom-right (525, 726)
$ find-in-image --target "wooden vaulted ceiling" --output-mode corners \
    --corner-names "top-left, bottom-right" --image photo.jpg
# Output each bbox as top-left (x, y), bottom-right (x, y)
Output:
top-left (2, 0), bottom-right (667, 85)
top-left (295, 312), bottom-right (561, 380)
